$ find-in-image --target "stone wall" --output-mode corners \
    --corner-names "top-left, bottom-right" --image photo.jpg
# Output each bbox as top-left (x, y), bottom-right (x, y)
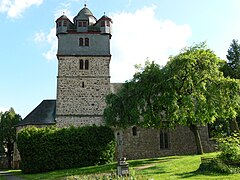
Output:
top-left (56, 115), bottom-right (104, 128)
top-left (117, 125), bottom-right (215, 160)
top-left (56, 56), bottom-right (111, 126)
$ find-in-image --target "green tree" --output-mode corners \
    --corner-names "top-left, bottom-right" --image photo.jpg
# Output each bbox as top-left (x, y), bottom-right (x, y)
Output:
top-left (219, 39), bottom-right (240, 133)
top-left (222, 39), bottom-right (240, 79)
top-left (162, 43), bottom-right (240, 154)
top-left (104, 61), bottom-right (165, 129)
top-left (104, 43), bottom-right (240, 155)
top-left (0, 108), bottom-right (22, 168)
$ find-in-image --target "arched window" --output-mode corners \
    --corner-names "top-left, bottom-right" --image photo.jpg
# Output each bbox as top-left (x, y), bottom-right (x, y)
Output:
top-left (79, 38), bottom-right (84, 46)
top-left (85, 38), bottom-right (89, 46)
top-left (85, 60), bottom-right (89, 70)
top-left (79, 60), bottom-right (84, 69)
top-left (79, 38), bottom-right (83, 46)
top-left (132, 126), bottom-right (137, 136)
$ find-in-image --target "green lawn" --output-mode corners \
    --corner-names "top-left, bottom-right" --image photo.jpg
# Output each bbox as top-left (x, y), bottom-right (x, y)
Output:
top-left (11, 152), bottom-right (240, 179)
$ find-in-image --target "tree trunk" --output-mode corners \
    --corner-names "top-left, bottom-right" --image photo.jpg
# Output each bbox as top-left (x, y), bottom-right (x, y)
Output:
top-left (229, 118), bottom-right (239, 133)
top-left (189, 124), bottom-right (204, 155)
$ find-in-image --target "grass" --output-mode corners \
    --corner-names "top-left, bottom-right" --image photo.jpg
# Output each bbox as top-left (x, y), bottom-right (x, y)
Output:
top-left (8, 152), bottom-right (240, 179)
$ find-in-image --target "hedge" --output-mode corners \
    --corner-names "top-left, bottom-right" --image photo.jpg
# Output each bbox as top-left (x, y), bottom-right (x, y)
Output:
top-left (17, 125), bottom-right (115, 173)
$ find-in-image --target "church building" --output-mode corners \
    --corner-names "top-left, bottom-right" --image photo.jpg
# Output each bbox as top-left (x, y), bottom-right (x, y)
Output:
top-left (13, 5), bottom-right (214, 168)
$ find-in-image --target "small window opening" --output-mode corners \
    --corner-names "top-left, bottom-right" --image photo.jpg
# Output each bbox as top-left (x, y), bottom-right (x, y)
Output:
top-left (132, 126), bottom-right (137, 136)
top-left (160, 130), bottom-right (169, 149)
top-left (101, 21), bottom-right (105, 27)
top-left (78, 21), bottom-right (87, 27)
top-left (63, 20), bottom-right (67, 26)
top-left (85, 60), bottom-right (89, 70)
top-left (83, 21), bottom-right (87, 27)
top-left (82, 82), bottom-right (85, 88)
top-left (85, 38), bottom-right (89, 46)
top-left (79, 38), bottom-right (84, 46)
top-left (80, 60), bottom-right (84, 69)
top-left (58, 21), bottom-right (62, 27)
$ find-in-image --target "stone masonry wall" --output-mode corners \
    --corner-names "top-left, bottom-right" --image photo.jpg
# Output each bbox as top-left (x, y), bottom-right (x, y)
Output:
top-left (117, 125), bottom-right (215, 160)
top-left (56, 56), bottom-right (111, 126)
top-left (56, 116), bottom-right (104, 128)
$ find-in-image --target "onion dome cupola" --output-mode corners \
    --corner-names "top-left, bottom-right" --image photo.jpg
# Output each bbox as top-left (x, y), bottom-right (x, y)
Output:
top-left (98, 14), bottom-right (113, 35)
top-left (56, 14), bottom-right (71, 35)
top-left (73, 4), bottom-right (97, 32)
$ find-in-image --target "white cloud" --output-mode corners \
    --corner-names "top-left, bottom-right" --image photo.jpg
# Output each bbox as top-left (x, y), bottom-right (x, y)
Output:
top-left (33, 4), bottom-right (74, 61)
top-left (0, 0), bottom-right (43, 18)
top-left (110, 6), bottom-right (192, 82)
top-left (34, 31), bottom-right (46, 43)
top-left (37, 6), bottom-right (192, 82)
top-left (42, 28), bottom-right (58, 60)
top-left (34, 28), bottom-right (57, 61)
top-left (54, 3), bottom-right (73, 20)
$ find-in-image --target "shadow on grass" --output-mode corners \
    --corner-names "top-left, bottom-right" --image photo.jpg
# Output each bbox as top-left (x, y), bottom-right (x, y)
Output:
top-left (176, 169), bottom-right (231, 179)
top-left (129, 156), bottom-right (181, 167)
top-left (17, 163), bottom-right (118, 180)
top-left (138, 165), bottom-right (167, 176)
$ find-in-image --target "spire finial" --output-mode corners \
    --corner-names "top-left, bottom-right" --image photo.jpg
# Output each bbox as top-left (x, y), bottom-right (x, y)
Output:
top-left (84, 0), bottom-right (87, 8)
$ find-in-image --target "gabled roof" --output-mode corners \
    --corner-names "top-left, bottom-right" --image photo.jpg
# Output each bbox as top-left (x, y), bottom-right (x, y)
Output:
top-left (17, 100), bottom-right (56, 126)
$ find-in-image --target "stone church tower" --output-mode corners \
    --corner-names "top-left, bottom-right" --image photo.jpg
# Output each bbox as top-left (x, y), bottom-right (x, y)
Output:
top-left (55, 5), bottom-right (113, 127)
top-left (13, 5), bottom-right (214, 169)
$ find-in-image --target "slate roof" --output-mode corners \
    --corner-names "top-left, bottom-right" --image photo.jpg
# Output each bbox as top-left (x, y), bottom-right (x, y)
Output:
top-left (73, 6), bottom-right (97, 24)
top-left (17, 100), bottom-right (56, 126)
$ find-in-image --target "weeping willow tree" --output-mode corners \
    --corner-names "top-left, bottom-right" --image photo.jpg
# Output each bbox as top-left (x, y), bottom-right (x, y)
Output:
top-left (104, 43), bottom-right (240, 154)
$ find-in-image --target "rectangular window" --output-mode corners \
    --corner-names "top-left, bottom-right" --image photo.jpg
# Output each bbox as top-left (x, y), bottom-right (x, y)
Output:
top-left (83, 21), bottom-right (87, 27)
top-left (101, 21), bottom-right (105, 27)
top-left (160, 130), bottom-right (169, 149)
top-left (78, 21), bottom-right (87, 27)
top-left (63, 20), bottom-right (67, 26)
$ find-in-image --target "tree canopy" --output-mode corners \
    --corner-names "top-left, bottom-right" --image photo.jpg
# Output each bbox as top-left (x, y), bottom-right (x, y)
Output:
top-left (218, 39), bottom-right (240, 133)
top-left (104, 43), bottom-right (240, 154)
top-left (222, 39), bottom-right (240, 79)
top-left (0, 108), bottom-right (22, 168)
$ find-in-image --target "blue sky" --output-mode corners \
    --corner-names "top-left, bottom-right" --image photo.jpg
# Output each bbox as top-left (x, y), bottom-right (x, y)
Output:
top-left (0, 0), bottom-right (240, 118)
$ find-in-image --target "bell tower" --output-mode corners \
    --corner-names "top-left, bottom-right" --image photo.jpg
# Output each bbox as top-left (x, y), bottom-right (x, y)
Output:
top-left (55, 5), bottom-right (112, 127)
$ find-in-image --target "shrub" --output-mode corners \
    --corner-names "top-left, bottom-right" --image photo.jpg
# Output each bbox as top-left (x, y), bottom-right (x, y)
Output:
top-left (198, 158), bottom-right (232, 174)
top-left (17, 125), bottom-right (115, 173)
top-left (217, 132), bottom-right (240, 164)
